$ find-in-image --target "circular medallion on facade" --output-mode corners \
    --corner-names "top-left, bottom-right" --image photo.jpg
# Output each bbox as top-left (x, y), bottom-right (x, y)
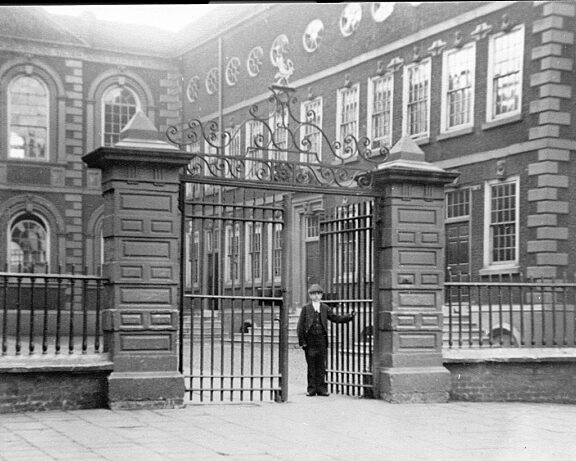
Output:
top-left (247, 46), bottom-right (264, 77)
top-left (270, 34), bottom-right (290, 66)
top-left (340, 3), bottom-right (362, 37)
top-left (186, 76), bottom-right (200, 102)
top-left (303, 19), bottom-right (324, 53)
top-left (371, 2), bottom-right (394, 22)
top-left (225, 57), bottom-right (241, 86)
top-left (205, 68), bottom-right (219, 95)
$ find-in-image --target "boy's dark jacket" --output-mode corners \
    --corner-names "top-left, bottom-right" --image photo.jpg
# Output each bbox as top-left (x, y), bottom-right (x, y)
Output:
top-left (297, 302), bottom-right (354, 348)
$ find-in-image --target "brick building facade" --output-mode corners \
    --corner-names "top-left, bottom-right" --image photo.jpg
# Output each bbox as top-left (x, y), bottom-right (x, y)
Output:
top-left (0, 7), bottom-right (180, 276)
top-left (1, 2), bottom-right (575, 310)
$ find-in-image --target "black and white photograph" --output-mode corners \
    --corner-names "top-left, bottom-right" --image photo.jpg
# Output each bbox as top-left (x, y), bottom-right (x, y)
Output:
top-left (1, 2), bottom-right (575, 459)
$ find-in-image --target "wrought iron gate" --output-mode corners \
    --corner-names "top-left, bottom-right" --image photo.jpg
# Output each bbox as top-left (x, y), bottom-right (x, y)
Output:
top-left (320, 200), bottom-right (374, 397)
top-left (178, 183), bottom-right (287, 402)
top-left (169, 85), bottom-right (385, 403)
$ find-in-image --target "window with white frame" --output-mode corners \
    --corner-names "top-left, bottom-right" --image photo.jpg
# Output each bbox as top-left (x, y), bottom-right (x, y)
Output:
top-left (367, 74), bottom-right (393, 148)
top-left (192, 231), bottom-right (199, 285)
top-left (272, 223), bottom-right (282, 280)
top-left (336, 84), bottom-right (359, 157)
top-left (329, 202), bottom-right (372, 284)
top-left (300, 97), bottom-right (323, 163)
top-left (183, 223), bottom-right (195, 289)
top-left (486, 25), bottom-right (524, 122)
top-left (225, 224), bottom-right (240, 284)
top-left (403, 59), bottom-right (431, 139)
top-left (8, 75), bottom-right (49, 160)
top-left (246, 222), bottom-right (262, 281)
top-left (305, 215), bottom-right (320, 240)
top-left (442, 43), bottom-right (475, 132)
top-left (9, 213), bottom-right (48, 273)
top-left (484, 178), bottom-right (519, 268)
top-left (245, 120), bottom-right (264, 180)
top-left (446, 188), bottom-right (471, 221)
top-left (102, 85), bottom-right (139, 146)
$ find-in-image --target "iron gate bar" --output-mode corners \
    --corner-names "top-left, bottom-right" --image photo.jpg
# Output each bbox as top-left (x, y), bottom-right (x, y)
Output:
top-left (321, 200), bottom-right (374, 397)
top-left (179, 182), bottom-right (287, 402)
top-left (180, 174), bottom-right (381, 197)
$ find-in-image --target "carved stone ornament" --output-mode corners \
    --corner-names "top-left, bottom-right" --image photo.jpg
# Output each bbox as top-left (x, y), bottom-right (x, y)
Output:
top-left (247, 46), bottom-right (264, 77)
top-left (303, 19), bottom-right (324, 53)
top-left (270, 35), bottom-right (294, 86)
top-left (471, 22), bottom-right (493, 41)
top-left (186, 76), bottom-right (200, 103)
top-left (387, 56), bottom-right (404, 72)
top-left (454, 30), bottom-right (464, 47)
top-left (340, 3), bottom-right (362, 37)
top-left (205, 68), bottom-right (219, 96)
top-left (427, 39), bottom-right (447, 57)
top-left (501, 14), bottom-right (512, 32)
top-left (371, 2), bottom-right (394, 23)
top-left (225, 57), bottom-right (241, 86)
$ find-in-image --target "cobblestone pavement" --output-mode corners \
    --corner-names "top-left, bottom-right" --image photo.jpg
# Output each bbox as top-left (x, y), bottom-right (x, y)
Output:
top-left (2, 392), bottom-right (576, 461)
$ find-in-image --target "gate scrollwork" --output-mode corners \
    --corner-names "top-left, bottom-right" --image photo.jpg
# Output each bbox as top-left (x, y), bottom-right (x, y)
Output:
top-left (166, 86), bottom-right (388, 195)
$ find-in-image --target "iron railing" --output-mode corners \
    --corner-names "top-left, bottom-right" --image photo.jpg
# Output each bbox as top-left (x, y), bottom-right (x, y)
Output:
top-left (321, 200), bottom-right (374, 397)
top-left (445, 275), bottom-right (576, 348)
top-left (0, 270), bottom-right (105, 356)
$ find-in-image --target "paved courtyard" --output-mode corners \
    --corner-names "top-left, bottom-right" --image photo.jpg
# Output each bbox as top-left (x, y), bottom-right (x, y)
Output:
top-left (1, 393), bottom-right (576, 461)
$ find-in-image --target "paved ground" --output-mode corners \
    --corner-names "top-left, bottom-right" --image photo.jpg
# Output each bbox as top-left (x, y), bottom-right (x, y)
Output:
top-left (2, 387), bottom-right (576, 461)
top-left (1, 346), bottom-right (575, 460)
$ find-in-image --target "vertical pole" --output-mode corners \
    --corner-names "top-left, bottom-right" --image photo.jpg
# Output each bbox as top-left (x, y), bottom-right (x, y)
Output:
top-left (278, 193), bottom-right (292, 402)
top-left (178, 183), bottom-right (186, 375)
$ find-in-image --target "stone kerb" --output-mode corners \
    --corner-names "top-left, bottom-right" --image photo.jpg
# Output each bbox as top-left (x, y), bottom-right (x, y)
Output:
top-left (83, 111), bottom-right (192, 409)
top-left (372, 137), bottom-right (458, 403)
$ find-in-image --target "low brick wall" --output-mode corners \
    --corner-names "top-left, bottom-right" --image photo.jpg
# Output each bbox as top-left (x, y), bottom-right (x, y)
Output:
top-left (0, 355), bottom-right (113, 413)
top-left (444, 349), bottom-right (576, 404)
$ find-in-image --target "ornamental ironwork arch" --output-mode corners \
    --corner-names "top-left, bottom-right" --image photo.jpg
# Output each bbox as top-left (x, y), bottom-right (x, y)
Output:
top-left (166, 86), bottom-right (388, 196)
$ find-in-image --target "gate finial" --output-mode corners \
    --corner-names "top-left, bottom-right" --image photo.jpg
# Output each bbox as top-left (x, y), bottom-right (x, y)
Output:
top-left (116, 109), bottom-right (178, 151)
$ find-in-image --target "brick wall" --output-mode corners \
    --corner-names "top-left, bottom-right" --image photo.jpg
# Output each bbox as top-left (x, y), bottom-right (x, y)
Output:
top-left (0, 356), bottom-right (113, 413)
top-left (0, 371), bottom-right (111, 413)
top-left (446, 359), bottom-right (576, 403)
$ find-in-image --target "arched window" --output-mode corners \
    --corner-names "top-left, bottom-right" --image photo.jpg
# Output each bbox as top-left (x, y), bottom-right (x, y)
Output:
top-left (9, 213), bottom-right (48, 273)
top-left (102, 86), bottom-right (139, 146)
top-left (8, 75), bottom-right (49, 160)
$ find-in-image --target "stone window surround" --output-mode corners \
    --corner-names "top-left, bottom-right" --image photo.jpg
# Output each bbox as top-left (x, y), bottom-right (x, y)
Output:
top-left (402, 58), bottom-right (432, 141)
top-left (485, 24), bottom-right (525, 124)
top-left (0, 58), bottom-right (66, 164)
top-left (86, 70), bottom-right (155, 152)
top-left (482, 176), bottom-right (521, 274)
top-left (0, 195), bottom-right (66, 273)
top-left (367, 73), bottom-right (394, 149)
top-left (440, 42), bottom-right (476, 134)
